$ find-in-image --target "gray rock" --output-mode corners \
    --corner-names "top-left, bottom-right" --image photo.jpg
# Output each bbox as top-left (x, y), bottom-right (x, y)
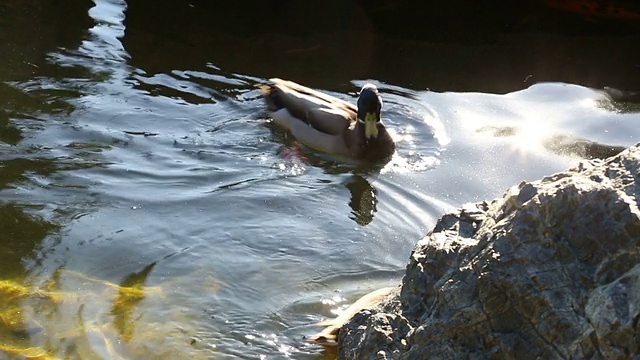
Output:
top-left (339, 144), bottom-right (640, 360)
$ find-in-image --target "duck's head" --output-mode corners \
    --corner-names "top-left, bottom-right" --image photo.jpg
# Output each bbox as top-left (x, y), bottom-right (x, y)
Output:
top-left (357, 84), bottom-right (383, 141)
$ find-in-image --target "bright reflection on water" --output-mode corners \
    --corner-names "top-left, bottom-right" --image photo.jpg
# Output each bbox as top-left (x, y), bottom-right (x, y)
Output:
top-left (1, 0), bottom-right (639, 359)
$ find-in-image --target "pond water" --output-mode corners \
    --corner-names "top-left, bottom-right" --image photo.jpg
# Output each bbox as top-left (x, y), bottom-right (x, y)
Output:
top-left (1, 1), bottom-right (640, 359)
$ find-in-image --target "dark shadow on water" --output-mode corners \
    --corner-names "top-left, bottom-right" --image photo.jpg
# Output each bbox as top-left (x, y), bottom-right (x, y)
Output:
top-left (0, 203), bottom-right (59, 279)
top-left (599, 87), bottom-right (640, 113)
top-left (0, 0), bottom-right (93, 81)
top-left (0, 83), bottom-right (42, 146)
top-left (0, 158), bottom-right (59, 191)
top-left (602, 87), bottom-right (640, 103)
top-left (123, 0), bottom-right (640, 93)
top-left (0, 111), bottom-right (22, 145)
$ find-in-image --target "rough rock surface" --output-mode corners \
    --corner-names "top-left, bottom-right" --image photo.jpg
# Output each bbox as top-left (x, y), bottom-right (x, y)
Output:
top-left (338, 144), bottom-right (640, 360)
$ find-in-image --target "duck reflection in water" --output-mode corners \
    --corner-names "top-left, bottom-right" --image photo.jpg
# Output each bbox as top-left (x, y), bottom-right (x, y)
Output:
top-left (275, 141), bottom-right (381, 226)
top-left (345, 174), bottom-right (377, 226)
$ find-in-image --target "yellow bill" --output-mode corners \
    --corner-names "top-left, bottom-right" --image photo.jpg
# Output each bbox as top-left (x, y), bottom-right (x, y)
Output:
top-left (364, 112), bottom-right (379, 139)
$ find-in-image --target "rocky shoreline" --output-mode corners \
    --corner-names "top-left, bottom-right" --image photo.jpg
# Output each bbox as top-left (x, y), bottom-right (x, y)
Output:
top-left (338, 144), bottom-right (640, 359)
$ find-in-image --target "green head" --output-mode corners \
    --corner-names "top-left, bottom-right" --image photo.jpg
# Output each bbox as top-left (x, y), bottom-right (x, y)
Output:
top-left (357, 84), bottom-right (382, 140)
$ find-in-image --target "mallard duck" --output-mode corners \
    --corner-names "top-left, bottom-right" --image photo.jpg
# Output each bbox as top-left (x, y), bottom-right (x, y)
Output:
top-left (259, 79), bottom-right (395, 162)
top-left (306, 286), bottom-right (395, 346)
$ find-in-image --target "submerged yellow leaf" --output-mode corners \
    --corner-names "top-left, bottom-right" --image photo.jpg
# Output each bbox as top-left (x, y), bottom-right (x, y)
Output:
top-left (0, 343), bottom-right (53, 360)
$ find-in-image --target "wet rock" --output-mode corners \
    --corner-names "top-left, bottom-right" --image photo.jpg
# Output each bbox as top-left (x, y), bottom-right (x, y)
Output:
top-left (339, 144), bottom-right (640, 359)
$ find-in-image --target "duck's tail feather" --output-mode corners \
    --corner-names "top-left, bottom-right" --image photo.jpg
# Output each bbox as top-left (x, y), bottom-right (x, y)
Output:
top-left (257, 84), bottom-right (284, 112)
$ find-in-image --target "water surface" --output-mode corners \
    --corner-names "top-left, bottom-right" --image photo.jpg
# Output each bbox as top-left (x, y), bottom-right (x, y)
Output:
top-left (1, 1), bottom-right (640, 359)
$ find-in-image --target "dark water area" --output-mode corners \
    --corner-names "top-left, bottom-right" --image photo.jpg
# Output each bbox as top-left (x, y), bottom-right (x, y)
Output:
top-left (124, 0), bottom-right (640, 92)
top-left (1, 1), bottom-right (639, 359)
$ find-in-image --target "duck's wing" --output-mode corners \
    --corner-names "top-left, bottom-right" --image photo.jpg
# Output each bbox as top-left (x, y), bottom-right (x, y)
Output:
top-left (269, 78), bottom-right (357, 135)
top-left (270, 78), bottom-right (356, 112)
top-left (281, 110), bottom-right (350, 156)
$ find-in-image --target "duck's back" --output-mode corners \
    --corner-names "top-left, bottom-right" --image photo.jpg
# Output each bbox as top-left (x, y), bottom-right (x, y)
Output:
top-left (262, 79), bottom-right (357, 135)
